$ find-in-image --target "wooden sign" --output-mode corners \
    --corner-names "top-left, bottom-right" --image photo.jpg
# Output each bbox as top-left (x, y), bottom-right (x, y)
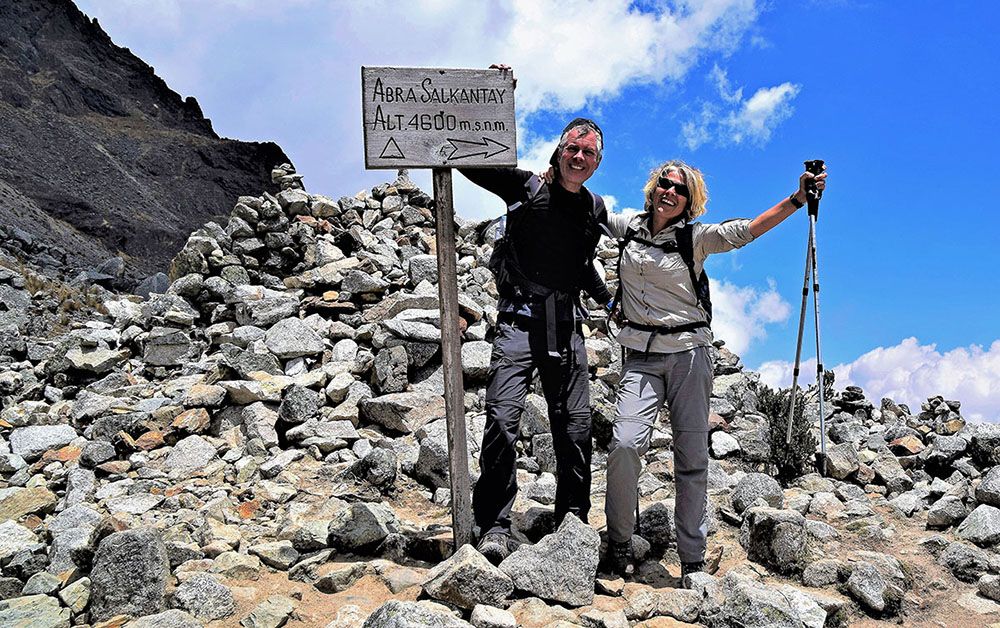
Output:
top-left (362, 66), bottom-right (517, 169)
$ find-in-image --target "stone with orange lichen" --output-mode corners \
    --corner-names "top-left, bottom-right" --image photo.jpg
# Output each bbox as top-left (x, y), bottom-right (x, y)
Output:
top-left (172, 408), bottom-right (211, 432)
top-left (97, 460), bottom-right (131, 474)
top-left (134, 431), bottom-right (166, 450)
top-left (237, 499), bottom-right (261, 520)
top-left (42, 445), bottom-right (81, 463)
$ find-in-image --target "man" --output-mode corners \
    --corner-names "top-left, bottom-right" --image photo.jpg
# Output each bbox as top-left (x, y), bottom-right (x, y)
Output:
top-left (459, 116), bottom-right (613, 564)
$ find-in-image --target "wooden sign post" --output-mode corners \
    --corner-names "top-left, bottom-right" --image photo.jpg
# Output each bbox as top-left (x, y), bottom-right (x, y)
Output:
top-left (361, 66), bottom-right (517, 550)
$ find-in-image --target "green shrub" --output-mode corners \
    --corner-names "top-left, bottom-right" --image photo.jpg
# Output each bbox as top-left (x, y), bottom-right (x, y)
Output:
top-left (756, 382), bottom-right (818, 486)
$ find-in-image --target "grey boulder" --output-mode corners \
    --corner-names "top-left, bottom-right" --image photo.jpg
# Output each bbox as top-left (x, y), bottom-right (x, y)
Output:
top-left (731, 473), bottom-right (784, 514)
top-left (363, 600), bottom-right (472, 627)
top-left (499, 514), bottom-right (600, 607)
top-left (89, 528), bottom-right (171, 622)
top-left (422, 544), bottom-right (513, 610)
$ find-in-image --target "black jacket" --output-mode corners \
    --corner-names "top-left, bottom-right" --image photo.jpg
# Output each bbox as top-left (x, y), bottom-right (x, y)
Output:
top-left (460, 167), bottom-right (613, 305)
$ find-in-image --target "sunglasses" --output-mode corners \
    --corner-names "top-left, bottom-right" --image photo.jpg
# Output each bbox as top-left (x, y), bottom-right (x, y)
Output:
top-left (657, 176), bottom-right (690, 198)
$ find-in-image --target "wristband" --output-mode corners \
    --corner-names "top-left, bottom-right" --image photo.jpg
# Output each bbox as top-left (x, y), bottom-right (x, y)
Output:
top-left (788, 193), bottom-right (804, 209)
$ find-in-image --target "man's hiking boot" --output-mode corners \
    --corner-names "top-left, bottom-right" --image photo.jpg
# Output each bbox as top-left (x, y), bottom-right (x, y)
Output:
top-left (600, 539), bottom-right (633, 578)
top-left (477, 533), bottom-right (512, 566)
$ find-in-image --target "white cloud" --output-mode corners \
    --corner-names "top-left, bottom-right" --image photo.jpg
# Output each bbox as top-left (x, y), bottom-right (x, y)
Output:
top-left (493, 0), bottom-right (760, 114)
top-left (682, 65), bottom-right (800, 149)
top-left (710, 278), bottom-right (791, 356)
top-left (757, 338), bottom-right (1000, 422)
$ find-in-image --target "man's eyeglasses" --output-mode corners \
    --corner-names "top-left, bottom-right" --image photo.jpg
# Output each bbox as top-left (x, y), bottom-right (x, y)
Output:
top-left (564, 144), bottom-right (599, 160)
top-left (657, 176), bottom-right (690, 198)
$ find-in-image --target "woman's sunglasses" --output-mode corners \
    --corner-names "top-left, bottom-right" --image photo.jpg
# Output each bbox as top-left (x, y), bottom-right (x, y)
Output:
top-left (657, 176), bottom-right (690, 198)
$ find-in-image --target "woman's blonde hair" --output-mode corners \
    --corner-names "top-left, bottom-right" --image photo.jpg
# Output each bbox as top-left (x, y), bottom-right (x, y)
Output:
top-left (643, 160), bottom-right (709, 220)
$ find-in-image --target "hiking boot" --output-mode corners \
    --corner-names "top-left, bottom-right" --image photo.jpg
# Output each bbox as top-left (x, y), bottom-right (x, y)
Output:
top-left (477, 533), bottom-right (511, 566)
top-left (681, 547), bottom-right (723, 588)
top-left (600, 539), bottom-right (633, 578)
top-left (680, 560), bottom-right (705, 588)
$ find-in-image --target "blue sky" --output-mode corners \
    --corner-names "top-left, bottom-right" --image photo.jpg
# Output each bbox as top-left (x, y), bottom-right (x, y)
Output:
top-left (73, 1), bottom-right (1000, 420)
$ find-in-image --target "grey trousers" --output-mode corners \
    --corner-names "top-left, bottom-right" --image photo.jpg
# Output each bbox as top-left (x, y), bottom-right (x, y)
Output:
top-left (473, 316), bottom-right (592, 537)
top-left (605, 346), bottom-right (712, 563)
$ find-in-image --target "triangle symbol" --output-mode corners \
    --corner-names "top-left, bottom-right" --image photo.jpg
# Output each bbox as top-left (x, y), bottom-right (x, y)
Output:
top-left (379, 137), bottom-right (404, 159)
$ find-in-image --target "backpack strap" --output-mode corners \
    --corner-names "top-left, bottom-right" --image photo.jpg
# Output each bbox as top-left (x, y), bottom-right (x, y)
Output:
top-left (507, 174), bottom-right (544, 214)
top-left (609, 225), bottom-right (638, 317)
top-left (498, 174), bottom-right (553, 298)
top-left (676, 223), bottom-right (712, 322)
top-left (611, 220), bottom-right (713, 326)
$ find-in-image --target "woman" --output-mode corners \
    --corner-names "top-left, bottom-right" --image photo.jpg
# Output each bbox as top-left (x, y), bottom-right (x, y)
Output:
top-left (601, 160), bottom-right (827, 583)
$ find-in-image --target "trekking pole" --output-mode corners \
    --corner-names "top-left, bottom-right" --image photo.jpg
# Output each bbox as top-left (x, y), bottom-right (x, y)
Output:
top-left (784, 229), bottom-right (813, 446)
top-left (783, 160), bottom-right (827, 474)
top-left (805, 161), bottom-right (826, 475)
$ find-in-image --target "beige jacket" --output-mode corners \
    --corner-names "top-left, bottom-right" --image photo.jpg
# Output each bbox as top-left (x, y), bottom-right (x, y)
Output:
top-left (606, 211), bottom-right (756, 354)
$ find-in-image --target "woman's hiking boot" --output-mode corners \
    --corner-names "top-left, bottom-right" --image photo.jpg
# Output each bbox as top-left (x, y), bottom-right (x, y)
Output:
top-left (681, 546), bottom-right (723, 588)
top-left (600, 538), bottom-right (633, 578)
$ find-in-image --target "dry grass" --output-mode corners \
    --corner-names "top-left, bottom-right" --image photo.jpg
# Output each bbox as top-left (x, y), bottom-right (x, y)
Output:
top-left (0, 255), bottom-right (109, 331)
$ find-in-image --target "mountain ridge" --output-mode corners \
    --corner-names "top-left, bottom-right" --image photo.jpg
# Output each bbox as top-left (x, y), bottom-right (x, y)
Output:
top-left (0, 0), bottom-right (290, 280)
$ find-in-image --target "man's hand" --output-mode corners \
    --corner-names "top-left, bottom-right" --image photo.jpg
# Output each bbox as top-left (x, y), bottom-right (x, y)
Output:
top-left (489, 63), bottom-right (516, 89)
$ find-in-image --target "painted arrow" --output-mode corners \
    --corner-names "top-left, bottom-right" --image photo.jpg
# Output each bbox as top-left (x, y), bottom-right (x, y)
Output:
top-left (446, 137), bottom-right (511, 160)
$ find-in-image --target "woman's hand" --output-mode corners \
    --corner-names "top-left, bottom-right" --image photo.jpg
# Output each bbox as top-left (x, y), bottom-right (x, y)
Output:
top-left (537, 166), bottom-right (556, 184)
top-left (797, 167), bottom-right (828, 200)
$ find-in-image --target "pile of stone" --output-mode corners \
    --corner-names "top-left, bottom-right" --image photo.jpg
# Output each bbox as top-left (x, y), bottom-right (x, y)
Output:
top-left (1, 164), bottom-right (999, 627)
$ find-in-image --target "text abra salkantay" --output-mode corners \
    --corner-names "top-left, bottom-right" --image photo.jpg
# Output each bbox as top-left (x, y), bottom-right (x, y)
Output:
top-left (370, 77), bottom-right (507, 105)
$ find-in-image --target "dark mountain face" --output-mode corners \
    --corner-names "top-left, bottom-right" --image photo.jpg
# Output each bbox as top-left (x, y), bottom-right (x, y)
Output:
top-left (0, 0), bottom-right (290, 279)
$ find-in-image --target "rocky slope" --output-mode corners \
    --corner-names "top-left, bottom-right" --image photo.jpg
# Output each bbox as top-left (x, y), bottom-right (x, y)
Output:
top-left (1, 165), bottom-right (1000, 627)
top-left (0, 0), bottom-right (289, 281)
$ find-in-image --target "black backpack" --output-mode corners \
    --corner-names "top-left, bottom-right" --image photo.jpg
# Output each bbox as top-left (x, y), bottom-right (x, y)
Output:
top-left (609, 221), bottom-right (713, 323)
top-left (487, 174), bottom-right (602, 300)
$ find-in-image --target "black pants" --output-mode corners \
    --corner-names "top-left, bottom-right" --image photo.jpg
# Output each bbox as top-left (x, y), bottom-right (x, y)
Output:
top-left (473, 316), bottom-right (592, 537)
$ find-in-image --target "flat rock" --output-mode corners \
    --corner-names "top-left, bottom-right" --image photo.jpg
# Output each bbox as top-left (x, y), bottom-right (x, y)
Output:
top-left (470, 604), bottom-right (517, 628)
top-left (9, 425), bottom-right (77, 461)
top-left (240, 594), bottom-right (295, 628)
top-left (172, 573), bottom-right (235, 621)
top-left (212, 552), bottom-right (262, 580)
top-left (0, 594), bottom-right (71, 628)
top-left (164, 435), bottom-right (217, 473)
top-left (248, 540), bottom-right (299, 570)
top-left (264, 317), bottom-right (325, 358)
top-left (0, 486), bottom-right (57, 520)
top-left (181, 383), bottom-right (227, 408)
top-left (360, 392), bottom-right (445, 434)
top-left (66, 344), bottom-right (129, 374)
top-left (105, 493), bottom-right (164, 515)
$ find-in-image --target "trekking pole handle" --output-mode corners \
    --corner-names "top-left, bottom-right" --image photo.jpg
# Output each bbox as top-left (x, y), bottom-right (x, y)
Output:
top-left (804, 159), bottom-right (825, 218)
